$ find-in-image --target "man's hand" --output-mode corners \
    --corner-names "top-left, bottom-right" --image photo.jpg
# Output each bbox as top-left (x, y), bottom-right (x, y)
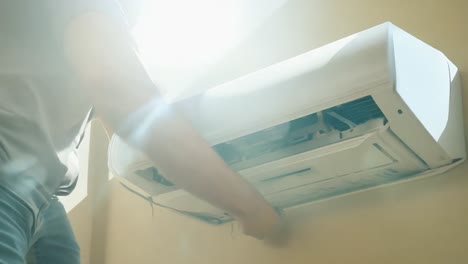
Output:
top-left (240, 205), bottom-right (289, 245)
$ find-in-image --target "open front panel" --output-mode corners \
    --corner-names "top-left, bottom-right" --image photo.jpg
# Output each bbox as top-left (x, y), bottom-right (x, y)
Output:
top-left (153, 127), bottom-right (426, 224)
top-left (144, 96), bottom-right (427, 223)
top-left (262, 131), bottom-right (426, 208)
top-left (243, 135), bottom-right (397, 196)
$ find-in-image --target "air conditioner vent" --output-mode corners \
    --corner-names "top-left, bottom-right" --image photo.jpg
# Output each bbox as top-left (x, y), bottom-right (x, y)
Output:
top-left (324, 96), bottom-right (385, 131)
top-left (213, 96), bottom-right (386, 168)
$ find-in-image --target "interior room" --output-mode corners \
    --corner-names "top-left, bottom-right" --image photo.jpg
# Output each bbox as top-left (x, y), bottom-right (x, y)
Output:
top-left (66, 1), bottom-right (468, 263)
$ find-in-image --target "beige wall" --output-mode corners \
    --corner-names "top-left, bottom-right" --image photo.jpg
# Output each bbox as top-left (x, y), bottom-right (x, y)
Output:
top-left (76, 0), bottom-right (468, 263)
top-left (66, 121), bottom-right (111, 264)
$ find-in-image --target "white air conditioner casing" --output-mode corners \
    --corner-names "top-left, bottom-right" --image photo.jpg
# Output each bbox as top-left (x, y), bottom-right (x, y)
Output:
top-left (108, 22), bottom-right (465, 224)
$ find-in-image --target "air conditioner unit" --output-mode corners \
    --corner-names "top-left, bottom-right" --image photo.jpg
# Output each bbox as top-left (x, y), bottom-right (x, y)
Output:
top-left (108, 22), bottom-right (465, 224)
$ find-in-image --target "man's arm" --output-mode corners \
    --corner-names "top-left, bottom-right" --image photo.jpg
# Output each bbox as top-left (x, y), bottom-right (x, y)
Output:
top-left (64, 12), bottom-right (279, 239)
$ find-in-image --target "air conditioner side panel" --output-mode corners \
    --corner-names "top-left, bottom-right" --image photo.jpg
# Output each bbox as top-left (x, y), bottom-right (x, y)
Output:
top-left (375, 24), bottom-right (465, 168)
top-left (438, 63), bottom-right (466, 160)
top-left (393, 26), bottom-right (452, 144)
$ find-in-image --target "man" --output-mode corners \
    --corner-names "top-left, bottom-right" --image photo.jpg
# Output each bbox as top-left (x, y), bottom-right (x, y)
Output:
top-left (0, 1), bottom-right (281, 263)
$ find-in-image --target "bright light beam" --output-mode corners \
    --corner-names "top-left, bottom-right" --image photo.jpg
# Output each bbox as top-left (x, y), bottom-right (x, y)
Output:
top-left (132, 0), bottom-right (287, 99)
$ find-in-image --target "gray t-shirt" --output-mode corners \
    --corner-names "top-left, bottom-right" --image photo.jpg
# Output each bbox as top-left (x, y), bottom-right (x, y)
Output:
top-left (0, 1), bottom-right (128, 195)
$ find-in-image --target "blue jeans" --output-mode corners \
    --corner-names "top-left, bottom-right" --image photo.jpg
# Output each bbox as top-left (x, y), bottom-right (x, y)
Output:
top-left (0, 176), bottom-right (80, 264)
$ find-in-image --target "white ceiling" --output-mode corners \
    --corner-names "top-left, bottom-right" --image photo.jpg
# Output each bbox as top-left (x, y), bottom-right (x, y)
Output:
top-left (131, 0), bottom-right (288, 99)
